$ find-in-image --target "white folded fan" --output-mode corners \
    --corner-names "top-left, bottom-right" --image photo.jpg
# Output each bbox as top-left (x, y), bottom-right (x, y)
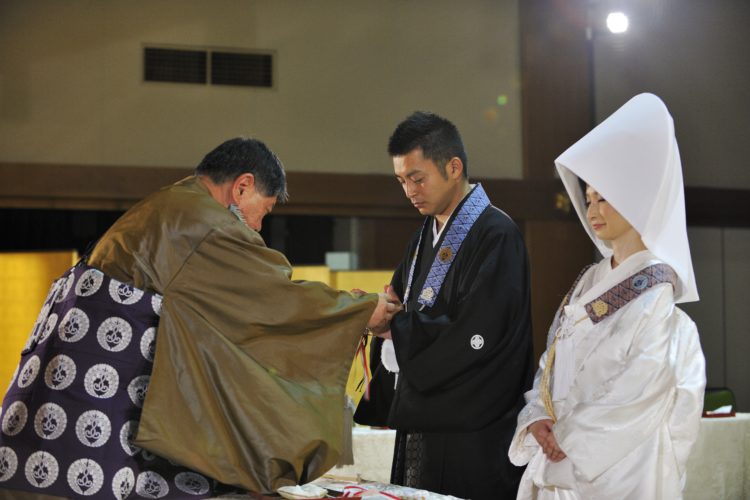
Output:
top-left (277, 484), bottom-right (329, 499)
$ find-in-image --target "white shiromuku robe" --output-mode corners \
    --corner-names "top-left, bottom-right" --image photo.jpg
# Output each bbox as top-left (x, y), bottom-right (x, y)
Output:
top-left (509, 250), bottom-right (706, 499)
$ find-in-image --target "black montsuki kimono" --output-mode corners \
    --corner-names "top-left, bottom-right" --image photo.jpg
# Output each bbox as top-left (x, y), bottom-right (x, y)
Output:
top-left (355, 193), bottom-right (534, 500)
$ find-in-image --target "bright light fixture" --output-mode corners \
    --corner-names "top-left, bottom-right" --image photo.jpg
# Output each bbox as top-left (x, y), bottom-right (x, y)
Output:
top-left (606, 12), bottom-right (629, 34)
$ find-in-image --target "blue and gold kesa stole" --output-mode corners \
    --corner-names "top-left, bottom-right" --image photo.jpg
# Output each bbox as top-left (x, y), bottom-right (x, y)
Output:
top-left (584, 263), bottom-right (678, 323)
top-left (403, 183), bottom-right (491, 310)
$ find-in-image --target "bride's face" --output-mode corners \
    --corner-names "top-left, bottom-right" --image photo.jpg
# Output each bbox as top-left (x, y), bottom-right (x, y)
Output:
top-left (584, 186), bottom-right (633, 242)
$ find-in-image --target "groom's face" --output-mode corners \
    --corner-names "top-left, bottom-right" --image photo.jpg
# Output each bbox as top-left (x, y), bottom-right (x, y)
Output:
top-left (393, 148), bottom-right (460, 219)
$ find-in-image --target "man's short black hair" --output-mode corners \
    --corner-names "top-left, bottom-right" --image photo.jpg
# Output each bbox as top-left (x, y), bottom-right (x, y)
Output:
top-left (195, 137), bottom-right (288, 202)
top-left (387, 111), bottom-right (468, 178)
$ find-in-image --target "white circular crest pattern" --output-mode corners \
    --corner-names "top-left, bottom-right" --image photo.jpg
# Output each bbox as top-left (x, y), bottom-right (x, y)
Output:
top-left (24, 451), bottom-right (59, 488)
top-left (58, 308), bottom-right (90, 343)
top-left (175, 472), bottom-right (210, 495)
top-left (632, 274), bottom-right (649, 290)
top-left (34, 403), bottom-right (68, 440)
top-left (44, 354), bottom-right (77, 391)
top-left (0, 447), bottom-right (18, 482)
top-left (75, 269), bottom-right (104, 297)
top-left (44, 279), bottom-right (63, 304)
top-left (109, 280), bottom-right (144, 305)
top-left (36, 302), bottom-right (52, 325)
top-left (84, 364), bottom-right (119, 399)
top-left (7, 365), bottom-right (19, 393)
top-left (2, 401), bottom-right (28, 436)
top-left (119, 421), bottom-right (141, 456)
top-left (151, 295), bottom-right (163, 316)
top-left (55, 273), bottom-right (75, 303)
top-left (127, 376), bottom-right (150, 408)
top-left (136, 471), bottom-right (169, 498)
top-left (38, 312), bottom-right (59, 344)
top-left (76, 410), bottom-right (112, 447)
top-left (67, 458), bottom-right (104, 496)
top-left (17, 355), bottom-right (41, 388)
top-left (419, 287), bottom-right (435, 302)
top-left (112, 467), bottom-right (135, 500)
top-left (26, 302), bottom-right (50, 349)
top-left (96, 317), bottom-right (133, 352)
top-left (140, 328), bottom-right (157, 362)
top-left (22, 328), bottom-right (39, 353)
top-left (470, 334), bottom-right (485, 350)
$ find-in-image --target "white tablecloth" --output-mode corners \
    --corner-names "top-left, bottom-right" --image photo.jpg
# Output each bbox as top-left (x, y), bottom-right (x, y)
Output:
top-left (684, 413), bottom-right (750, 500)
top-left (329, 427), bottom-right (397, 483)
top-left (330, 415), bottom-right (750, 499)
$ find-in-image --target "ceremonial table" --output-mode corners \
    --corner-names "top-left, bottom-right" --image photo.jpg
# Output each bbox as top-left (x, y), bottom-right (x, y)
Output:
top-left (211, 415), bottom-right (750, 498)
top-left (684, 413), bottom-right (750, 500)
top-left (332, 416), bottom-right (750, 500)
top-left (328, 427), bottom-right (397, 483)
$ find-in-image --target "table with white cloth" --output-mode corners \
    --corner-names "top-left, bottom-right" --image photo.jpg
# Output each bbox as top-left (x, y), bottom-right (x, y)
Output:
top-left (328, 416), bottom-right (750, 500)
top-left (329, 427), bottom-right (398, 483)
top-left (684, 413), bottom-right (750, 500)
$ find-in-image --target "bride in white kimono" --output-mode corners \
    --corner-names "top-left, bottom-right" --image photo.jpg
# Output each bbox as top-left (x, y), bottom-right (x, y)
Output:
top-left (509, 93), bottom-right (706, 499)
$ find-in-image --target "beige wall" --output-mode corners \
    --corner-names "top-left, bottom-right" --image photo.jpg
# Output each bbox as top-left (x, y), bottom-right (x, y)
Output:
top-left (0, 0), bottom-right (522, 178)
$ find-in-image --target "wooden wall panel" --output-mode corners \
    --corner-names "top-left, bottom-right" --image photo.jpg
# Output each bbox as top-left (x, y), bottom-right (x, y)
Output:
top-left (0, 162), bottom-right (577, 221)
top-left (0, 163), bottom-right (192, 211)
top-left (685, 187), bottom-right (750, 228)
top-left (524, 220), bottom-right (593, 361)
top-left (520, 0), bottom-right (593, 179)
top-left (724, 229), bottom-right (750, 411)
top-left (356, 218), bottom-right (422, 271)
top-left (520, 0), bottom-right (597, 356)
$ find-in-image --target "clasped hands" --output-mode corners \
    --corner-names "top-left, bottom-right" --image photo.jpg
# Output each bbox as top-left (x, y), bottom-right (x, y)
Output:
top-left (528, 419), bottom-right (567, 462)
top-left (354, 285), bottom-right (402, 339)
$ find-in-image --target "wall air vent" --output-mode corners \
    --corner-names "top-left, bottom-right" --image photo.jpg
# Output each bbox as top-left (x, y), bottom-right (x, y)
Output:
top-left (212, 51), bottom-right (273, 87)
top-left (143, 46), bottom-right (273, 88)
top-left (144, 47), bottom-right (207, 84)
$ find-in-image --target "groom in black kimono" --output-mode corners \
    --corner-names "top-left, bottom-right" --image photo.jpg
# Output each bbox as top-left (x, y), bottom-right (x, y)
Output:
top-left (355, 111), bottom-right (534, 499)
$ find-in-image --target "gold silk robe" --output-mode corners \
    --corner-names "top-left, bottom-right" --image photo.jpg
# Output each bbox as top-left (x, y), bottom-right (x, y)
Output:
top-left (88, 176), bottom-right (377, 493)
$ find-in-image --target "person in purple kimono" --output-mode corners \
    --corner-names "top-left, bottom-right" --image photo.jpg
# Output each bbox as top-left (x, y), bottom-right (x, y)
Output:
top-left (0, 137), bottom-right (396, 499)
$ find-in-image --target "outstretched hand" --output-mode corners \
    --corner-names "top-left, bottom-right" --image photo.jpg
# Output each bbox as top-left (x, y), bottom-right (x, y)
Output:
top-left (528, 419), bottom-right (567, 462)
top-left (362, 284), bottom-right (402, 335)
top-left (384, 284), bottom-right (400, 304)
top-left (368, 294), bottom-right (401, 334)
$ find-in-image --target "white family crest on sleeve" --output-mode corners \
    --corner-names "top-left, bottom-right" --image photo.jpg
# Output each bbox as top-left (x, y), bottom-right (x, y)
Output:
top-left (470, 334), bottom-right (484, 350)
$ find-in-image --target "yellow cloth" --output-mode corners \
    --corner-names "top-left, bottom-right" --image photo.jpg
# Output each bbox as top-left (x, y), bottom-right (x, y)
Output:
top-left (88, 176), bottom-right (377, 493)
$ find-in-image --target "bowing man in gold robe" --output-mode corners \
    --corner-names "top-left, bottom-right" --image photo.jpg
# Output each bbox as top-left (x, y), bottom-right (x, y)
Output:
top-left (0, 137), bottom-right (396, 499)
